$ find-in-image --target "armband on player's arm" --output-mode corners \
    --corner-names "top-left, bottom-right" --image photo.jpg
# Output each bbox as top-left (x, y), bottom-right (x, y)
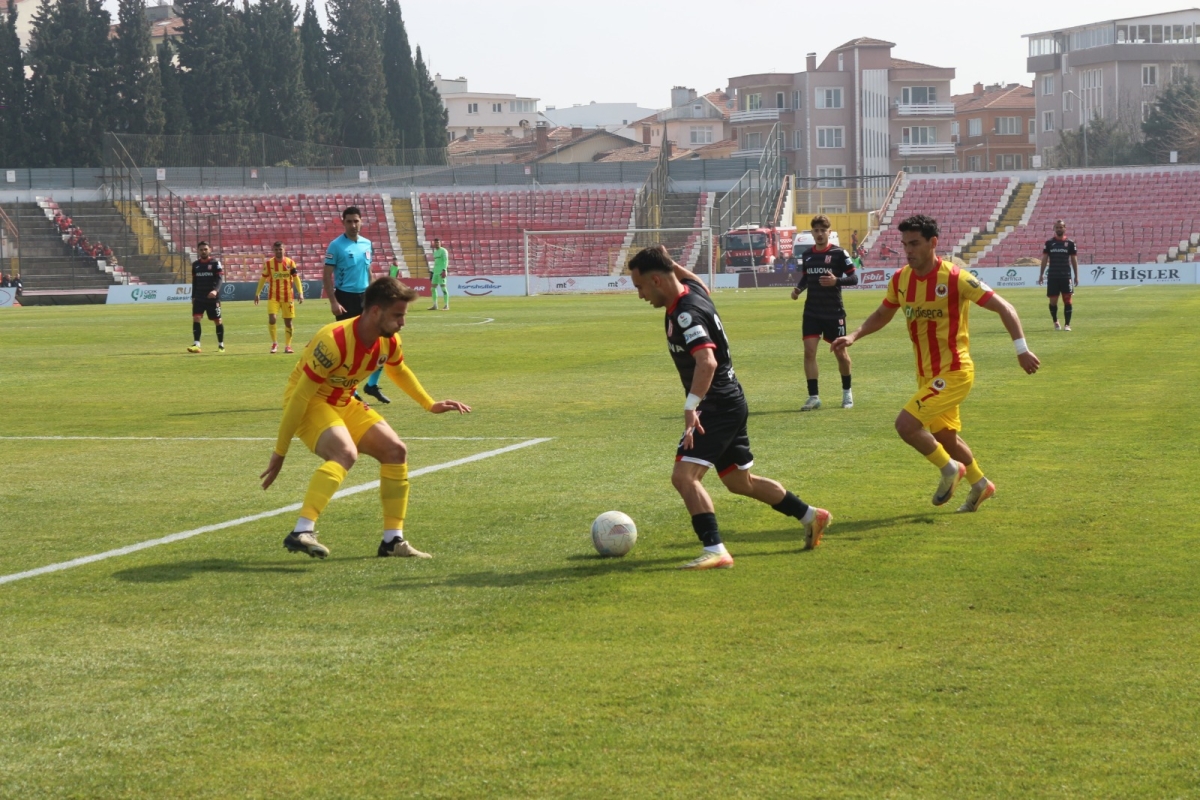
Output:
top-left (385, 361), bottom-right (435, 410)
top-left (273, 371), bottom-right (323, 457)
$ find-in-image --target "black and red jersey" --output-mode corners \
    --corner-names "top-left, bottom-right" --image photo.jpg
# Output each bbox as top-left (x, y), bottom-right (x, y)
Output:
top-left (664, 278), bottom-right (742, 404)
top-left (796, 245), bottom-right (857, 320)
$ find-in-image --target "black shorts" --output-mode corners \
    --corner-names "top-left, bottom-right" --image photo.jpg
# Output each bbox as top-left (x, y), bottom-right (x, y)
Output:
top-left (192, 298), bottom-right (221, 320)
top-left (1046, 276), bottom-right (1074, 297)
top-left (676, 397), bottom-right (754, 477)
top-left (335, 289), bottom-right (365, 321)
top-left (802, 314), bottom-right (846, 343)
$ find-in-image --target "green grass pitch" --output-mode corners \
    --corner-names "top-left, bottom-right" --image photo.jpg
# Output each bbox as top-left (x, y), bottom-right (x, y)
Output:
top-left (1, 285), bottom-right (1198, 798)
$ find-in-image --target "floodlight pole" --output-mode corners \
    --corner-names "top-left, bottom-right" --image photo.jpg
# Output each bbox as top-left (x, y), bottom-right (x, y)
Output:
top-left (523, 229), bottom-right (531, 296)
top-left (1064, 90), bottom-right (1087, 167)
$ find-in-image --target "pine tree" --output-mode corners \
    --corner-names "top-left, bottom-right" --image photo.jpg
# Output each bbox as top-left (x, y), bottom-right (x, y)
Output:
top-left (114, 0), bottom-right (164, 136)
top-left (177, 0), bottom-right (247, 135)
top-left (1143, 78), bottom-right (1200, 163)
top-left (298, 0), bottom-right (336, 143)
top-left (243, 0), bottom-right (312, 144)
top-left (0, 3), bottom-right (26, 166)
top-left (326, 0), bottom-right (392, 149)
top-left (157, 39), bottom-right (190, 135)
top-left (382, 0), bottom-right (422, 151)
top-left (414, 45), bottom-right (446, 152)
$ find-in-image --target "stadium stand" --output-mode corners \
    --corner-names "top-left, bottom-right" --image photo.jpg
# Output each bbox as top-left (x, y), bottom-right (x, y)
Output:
top-left (866, 176), bottom-right (1014, 263)
top-left (415, 188), bottom-right (637, 275)
top-left (142, 193), bottom-right (399, 281)
top-left (983, 170), bottom-right (1200, 266)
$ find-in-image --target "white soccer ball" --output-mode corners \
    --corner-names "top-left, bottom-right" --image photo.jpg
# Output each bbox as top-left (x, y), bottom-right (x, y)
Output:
top-left (591, 511), bottom-right (637, 557)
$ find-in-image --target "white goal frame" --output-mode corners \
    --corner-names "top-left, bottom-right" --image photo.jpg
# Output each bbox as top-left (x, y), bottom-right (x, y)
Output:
top-left (522, 227), bottom-right (713, 296)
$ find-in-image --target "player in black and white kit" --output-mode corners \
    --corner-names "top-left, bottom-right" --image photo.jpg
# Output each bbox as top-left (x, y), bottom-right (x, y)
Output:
top-left (1039, 218), bottom-right (1079, 331)
top-left (791, 214), bottom-right (858, 410)
top-left (188, 241), bottom-right (225, 353)
top-left (628, 245), bottom-right (831, 570)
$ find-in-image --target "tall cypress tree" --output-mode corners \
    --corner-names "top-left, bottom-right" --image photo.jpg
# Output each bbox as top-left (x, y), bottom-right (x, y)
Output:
top-left (382, 0), bottom-right (422, 151)
top-left (414, 45), bottom-right (446, 151)
top-left (243, 0), bottom-right (312, 144)
top-left (0, 3), bottom-right (26, 166)
top-left (157, 38), bottom-right (190, 135)
top-left (299, 0), bottom-right (336, 144)
top-left (114, 0), bottom-right (164, 136)
top-left (326, 0), bottom-right (392, 149)
top-left (177, 0), bottom-right (247, 135)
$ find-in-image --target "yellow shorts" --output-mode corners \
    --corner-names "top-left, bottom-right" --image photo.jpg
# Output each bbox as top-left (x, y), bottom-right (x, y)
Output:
top-left (294, 396), bottom-right (385, 453)
top-left (902, 370), bottom-right (974, 433)
top-left (267, 299), bottom-right (297, 319)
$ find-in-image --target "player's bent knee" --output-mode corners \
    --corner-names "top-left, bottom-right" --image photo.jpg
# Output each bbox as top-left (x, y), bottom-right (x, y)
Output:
top-left (895, 412), bottom-right (922, 437)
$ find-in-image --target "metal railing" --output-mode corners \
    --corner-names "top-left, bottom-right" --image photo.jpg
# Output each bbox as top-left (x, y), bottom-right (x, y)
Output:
top-left (712, 123), bottom-right (783, 244)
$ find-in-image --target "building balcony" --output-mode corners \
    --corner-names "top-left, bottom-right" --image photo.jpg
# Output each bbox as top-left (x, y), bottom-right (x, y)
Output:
top-left (731, 148), bottom-right (766, 159)
top-left (897, 142), bottom-right (956, 156)
top-left (894, 102), bottom-right (956, 116)
top-left (730, 108), bottom-right (781, 124)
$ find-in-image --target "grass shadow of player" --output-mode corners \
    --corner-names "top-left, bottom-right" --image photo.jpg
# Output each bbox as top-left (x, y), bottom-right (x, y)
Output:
top-left (112, 558), bottom-right (308, 583)
top-left (381, 555), bottom-right (685, 591)
top-left (168, 408), bottom-right (277, 417)
top-left (730, 514), bottom-right (940, 544)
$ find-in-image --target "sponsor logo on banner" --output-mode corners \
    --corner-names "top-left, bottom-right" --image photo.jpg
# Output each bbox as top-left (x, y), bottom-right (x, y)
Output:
top-left (848, 268), bottom-right (892, 289)
top-left (996, 268), bottom-right (1025, 287)
top-left (221, 284), bottom-right (236, 298)
top-left (460, 277), bottom-right (503, 296)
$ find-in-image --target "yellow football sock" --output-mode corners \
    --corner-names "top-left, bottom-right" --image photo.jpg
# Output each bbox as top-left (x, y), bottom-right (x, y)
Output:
top-left (300, 461), bottom-right (348, 521)
top-left (965, 459), bottom-right (985, 484)
top-left (380, 463), bottom-right (410, 530)
top-left (924, 443), bottom-right (952, 470)
top-left (285, 326), bottom-right (294, 346)
top-left (268, 321), bottom-right (277, 343)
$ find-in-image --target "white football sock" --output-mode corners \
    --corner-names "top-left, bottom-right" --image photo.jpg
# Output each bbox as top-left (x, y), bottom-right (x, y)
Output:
top-left (940, 460), bottom-right (960, 477)
top-left (801, 506), bottom-right (816, 525)
top-left (293, 517), bottom-right (316, 533)
top-left (703, 543), bottom-right (728, 555)
top-left (972, 477), bottom-right (989, 491)
top-left (383, 529), bottom-right (403, 542)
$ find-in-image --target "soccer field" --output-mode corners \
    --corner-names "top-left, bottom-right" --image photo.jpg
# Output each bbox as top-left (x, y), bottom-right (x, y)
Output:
top-left (1, 286), bottom-right (1198, 798)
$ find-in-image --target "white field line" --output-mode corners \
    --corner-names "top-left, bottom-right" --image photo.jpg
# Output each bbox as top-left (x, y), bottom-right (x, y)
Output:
top-left (0, 436), bottom-right (532, 442)
top-left (0, 437), bottom-right (552, 587)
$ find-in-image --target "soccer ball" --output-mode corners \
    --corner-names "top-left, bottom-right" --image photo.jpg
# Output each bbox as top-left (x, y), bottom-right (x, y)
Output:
top-left (591, 511), bottom-right (637, 557)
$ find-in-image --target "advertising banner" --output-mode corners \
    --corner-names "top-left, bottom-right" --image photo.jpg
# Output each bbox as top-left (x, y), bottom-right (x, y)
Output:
top-left (532, 274), bottom-right (638, 294)
top-left (1079, 263), bottom-right (1195, 286)
top-left (735, 271), bottom-right (801, 289)
top-left (448, 275), bottom-right (526, 297)
top-left (0, 287), bottom-right (14, 307)
top-left (216, 280), bottom-right (325, 302)
top-left (107, 284), bottom-right (194, 304)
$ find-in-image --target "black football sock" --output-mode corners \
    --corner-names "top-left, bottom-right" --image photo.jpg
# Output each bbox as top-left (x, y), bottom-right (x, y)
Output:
top-left (192, 321), bottom-right (201, 342)
top-left (771, 491), bottom-right (810, 521)
top-left (216, 324), bottom-right (225, 344)
top-left (1064, 304), bottom-right (1072, 325)
top-left (690, 512), bottom-right (721, 547)
top-left (841, 374), bottom-right (852, 390)
top-left (806, 378), bottom-right (818, 396)
top-left (1049, 304), bottom-right (1058, 322)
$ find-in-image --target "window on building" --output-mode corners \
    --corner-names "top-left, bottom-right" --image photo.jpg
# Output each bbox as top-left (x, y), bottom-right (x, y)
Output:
top-left (1043, 110), bottom-right (1054, 132)
top-left (1041, 75), bottom-right (1054, 95)
top-left (951, 121), bottom-right (960, 139)
top-left (1082, 69), bottom-right (1102, 118)
top-left (995, 117), bottom-right (1021, 135)
top-left (689, 126), bottom-right (713, 145)
top-left (792, 130), bottom-right (803, 150)
top-left (967, 155), bottom-right (982, 171)
top-left (816, 88), bottom-right (843, 109)
top-left (997, 154), bottom-right (1022, 170)
top-left (776, 92), bottom-right (785, 109)
top-left (908, 165), bottom-right (938, 174)
top-left (816, 127), bottom-right (844, 148)
top-left (747, 93), bottom-right (762, 110)
top-left (744, 131), bottom-right (762, 149)
top-left (792, 90), bottom-right (801, 110)
top-left (1063, 92), bottom-right (1073, 112)
top-left (467, 103), bottom-right (479, 114)
top-left (817, 166), bottom-right (845, 187)
top-left (902, 126), bottom-right (936, 144)
top-left (1028, 117), bottom-right (1035, 135)
top-left (1172, 64), bottom-right (1189, 84)
top-left (492, 103), bottom-right (502, 113)
top-left (901, 86), bottom-right (937, 105)
top-left (1143, 65), bottom-right (1158, 86)
top-left (837, 53), bottom-right (844, 71)
top-left (968, 118), bottom-right (982, 137)
top-left (509, 100), bottom-right (536, 113)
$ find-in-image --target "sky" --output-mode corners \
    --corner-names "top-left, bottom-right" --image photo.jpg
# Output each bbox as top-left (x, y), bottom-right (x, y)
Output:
top-left (386, 0), bottom-right (1166, 109)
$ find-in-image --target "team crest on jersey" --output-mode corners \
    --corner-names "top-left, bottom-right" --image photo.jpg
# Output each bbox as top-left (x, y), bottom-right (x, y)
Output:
top-left (935, 284), bottom-right (948, 297)
top-left (932, 378), bottom-right (947, 391)
top-left (667, 320), bottom-right (674, 336)
top-left (677, 312), bottom-right (692, 328)
top-left (824, 255), bottom-right (832, 264)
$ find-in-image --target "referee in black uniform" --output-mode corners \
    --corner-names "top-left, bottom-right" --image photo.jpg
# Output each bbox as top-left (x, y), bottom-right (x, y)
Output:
top-left (1039, 219), bottom-right (1079, 331)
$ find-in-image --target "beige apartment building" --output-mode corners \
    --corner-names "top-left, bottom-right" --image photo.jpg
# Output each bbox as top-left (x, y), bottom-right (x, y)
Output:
top-left (1027, 9), bottom-right (1200, 165)
top-left (727, 38), bottom-right (956, 184)
top-left (436, 75), bottom-right (540, 142)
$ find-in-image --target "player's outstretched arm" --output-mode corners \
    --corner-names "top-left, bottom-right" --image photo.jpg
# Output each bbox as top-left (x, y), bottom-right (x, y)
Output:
top-left (384, 361), bottom-right (470, 413)
top-left (982, 294), bottom-right (1040, 374)
top-left (262, 375), bottom-right (323, 489)
top-left (831, 303), bottom-right (898, 354)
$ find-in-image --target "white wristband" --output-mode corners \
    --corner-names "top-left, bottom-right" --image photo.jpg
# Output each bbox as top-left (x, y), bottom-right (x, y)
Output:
top-left (1013, 337), bottom-right (1029, 355)
top-left (684, 393), bottom-right (702, 411)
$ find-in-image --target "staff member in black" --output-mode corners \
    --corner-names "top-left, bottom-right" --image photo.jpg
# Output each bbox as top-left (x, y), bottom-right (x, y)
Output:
top-left (628, 244), bottom-right (832, 570)
top-left (792, 214), bottom-right (858, 410)
top-left (1039, 218), bottom-right (1079, 331)
top-left (187, 241), bottom-right (225, 353)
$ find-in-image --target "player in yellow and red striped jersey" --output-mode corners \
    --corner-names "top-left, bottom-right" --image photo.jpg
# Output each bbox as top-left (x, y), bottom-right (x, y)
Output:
top-left (833, 215), bottom-right (1040, 513)
top-left (254, 241), bottom-right (305, 353)
top-left (259, 277), bottom-right (471, 560)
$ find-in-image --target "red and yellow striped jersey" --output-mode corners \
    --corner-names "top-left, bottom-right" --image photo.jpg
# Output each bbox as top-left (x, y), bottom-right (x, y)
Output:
top-left (882, 258), bottom-right (994, 378)
top-left (256, 257), bottom-right (303, 303)
top-left (286, 318), bottom-right (404, 408)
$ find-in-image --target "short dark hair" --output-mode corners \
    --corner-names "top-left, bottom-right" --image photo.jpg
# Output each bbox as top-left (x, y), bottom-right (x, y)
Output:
top-left (273, 240), bottom-right (283, 247)
top-left (197, 240), bottom-right (209, 248)
top-left (810, 214), bottom-right (831, 229)
top-left (628, 244), bottom-right (673, 274)
top-left (342, 206), bottom-right (361, 219)
top-left (897, 215), bottom-right (939, 240)
top-left (364, 276), bottom-right (418, 309)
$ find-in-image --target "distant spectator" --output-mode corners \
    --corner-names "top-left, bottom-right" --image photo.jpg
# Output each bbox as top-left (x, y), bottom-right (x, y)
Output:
top-left (851, 229), bottom-right (859, 254)
top-left (0, 274), bottom-right (9, 287)
top-left (10, 274), bottom-right (21, 295)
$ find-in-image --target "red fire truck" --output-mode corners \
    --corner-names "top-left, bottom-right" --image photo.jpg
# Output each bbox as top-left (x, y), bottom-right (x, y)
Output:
top-left (720, 225), bottom-right (797, 270)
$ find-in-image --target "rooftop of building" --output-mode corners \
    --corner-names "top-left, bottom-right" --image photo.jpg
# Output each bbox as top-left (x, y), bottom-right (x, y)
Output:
top-left (953, 83), bottom-right (1035, 112)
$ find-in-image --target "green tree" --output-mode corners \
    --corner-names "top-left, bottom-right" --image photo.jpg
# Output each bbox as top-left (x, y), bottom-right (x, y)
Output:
top-left (1143, 77), bottom-right (1200, 163)
top-left (1053, 114), bottom-right (1142, 168)
top-left (243, 0), bottom-right (312, 144)
top-left (326, 0), bottom-right (392, 149)
top-left (382, 0), bottom-right (422, 151)
top-left (177, 0), bottom-right (247, 135)
top-left (414, 45), bottom-right (446, 153)
top-left (298, 0), bottom-right (336, 144)
top-left (157, 38), bottom-right (190, 135)
top-left (114, 0), bottom-right (164, 136)
top-left (0, 3), bottom-right (27, 166)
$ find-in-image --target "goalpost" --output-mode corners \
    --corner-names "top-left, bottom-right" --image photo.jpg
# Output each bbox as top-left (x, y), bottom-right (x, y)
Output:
top-left (522, 227), bottom-right (713, 296)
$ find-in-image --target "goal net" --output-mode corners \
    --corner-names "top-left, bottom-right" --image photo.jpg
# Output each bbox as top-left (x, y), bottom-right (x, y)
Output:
top-left (523, 227), bottom-right (713, 295)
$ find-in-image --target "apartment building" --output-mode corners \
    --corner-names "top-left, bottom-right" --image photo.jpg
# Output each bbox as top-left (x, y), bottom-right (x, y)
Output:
top-left (953, 83), bottom-right (1036, 171)
top-left (436, 75), bottom-right (540, 141)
